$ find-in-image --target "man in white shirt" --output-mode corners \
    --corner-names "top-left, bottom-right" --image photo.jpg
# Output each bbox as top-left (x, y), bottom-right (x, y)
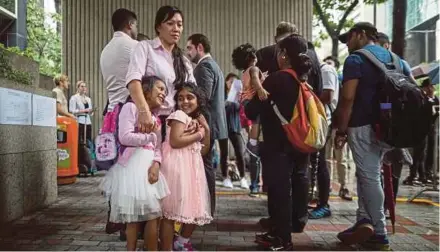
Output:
top-left (100, 8), bottom-right (138, 112)
top-left (100, 8), bottom-right (138, 236)
top-left (308, 62), bottom-right (340, 219)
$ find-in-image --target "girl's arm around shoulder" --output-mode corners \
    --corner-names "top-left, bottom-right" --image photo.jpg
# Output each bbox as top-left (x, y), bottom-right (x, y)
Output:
top-left (197, 114), bottom-right (211, 156)
top-left (152, 123), bottom-right (162, 165)
top-left (118, 102), bottom-right (157, 147)
top-left (168, 110), bottom-right (203, 149)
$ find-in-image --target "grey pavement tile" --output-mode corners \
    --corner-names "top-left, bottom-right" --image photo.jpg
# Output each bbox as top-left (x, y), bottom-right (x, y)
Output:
top-left (69, 240), bottom-right (101, 246)
top-left (1, 173), bottom-right (439, 251)
top-left (77, 245), bottom-right (109, 251)
top-left (404, 225), bottom-right (437, 235)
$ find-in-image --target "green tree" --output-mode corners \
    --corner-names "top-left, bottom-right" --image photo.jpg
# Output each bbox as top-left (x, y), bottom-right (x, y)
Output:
top-left (313, 0), bottom-right (388, 58)
top-left (19, 0), bottom-right (61, 77)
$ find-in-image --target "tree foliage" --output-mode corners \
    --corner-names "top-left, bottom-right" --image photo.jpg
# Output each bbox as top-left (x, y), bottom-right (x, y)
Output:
top-left (12, 0), bottom-right (61, 77)
top-left (313, 0), bottom-right (388, 58)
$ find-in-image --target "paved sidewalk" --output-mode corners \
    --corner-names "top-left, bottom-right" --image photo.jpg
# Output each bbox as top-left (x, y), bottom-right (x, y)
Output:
top-left (0, 173), bottom-right (438, 251)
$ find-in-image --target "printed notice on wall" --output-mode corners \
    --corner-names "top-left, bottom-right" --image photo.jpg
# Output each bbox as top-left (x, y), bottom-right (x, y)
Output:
top-left (0, 87), bottom-right (32, 125)
top-left (32, 94), bottom-right (56, 127)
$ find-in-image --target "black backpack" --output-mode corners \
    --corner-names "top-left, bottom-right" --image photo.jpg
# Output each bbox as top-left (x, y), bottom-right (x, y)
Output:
top-left (354, 49), bottom-right (434, 148)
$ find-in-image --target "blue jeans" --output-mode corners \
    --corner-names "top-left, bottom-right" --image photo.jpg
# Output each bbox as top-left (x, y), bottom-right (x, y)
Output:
top-left (347, 125), bottom-right (390, 236)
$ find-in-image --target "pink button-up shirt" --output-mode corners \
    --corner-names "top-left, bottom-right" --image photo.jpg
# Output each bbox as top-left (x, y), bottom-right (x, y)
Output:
top-left (117, 102), bottom-right (162, 166)
top-left (126, 37), bottom-right (196, 116)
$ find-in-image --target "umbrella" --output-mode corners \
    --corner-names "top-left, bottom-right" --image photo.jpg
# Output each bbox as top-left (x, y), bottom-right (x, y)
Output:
top-left (382, 163), bottom-right (396, 234)
top-left (428, 64), bottom-right (439, 84)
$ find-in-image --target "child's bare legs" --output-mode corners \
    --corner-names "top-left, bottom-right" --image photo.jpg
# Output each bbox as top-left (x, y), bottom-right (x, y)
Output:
top-left (181, 223), bottom-right (196, 239)
top-left (144, 218), bottom-right (159, 251)
top-left (160, 218), bottom-right (174, 251)
top-left (126, 222), bottom-right (139, 251)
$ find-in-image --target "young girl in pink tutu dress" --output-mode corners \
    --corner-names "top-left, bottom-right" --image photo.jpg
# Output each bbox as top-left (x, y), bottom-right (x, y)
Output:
top-left (100, 76), bottom-right (170, 251)
top-left (159, 82), bottom-right (213, 251)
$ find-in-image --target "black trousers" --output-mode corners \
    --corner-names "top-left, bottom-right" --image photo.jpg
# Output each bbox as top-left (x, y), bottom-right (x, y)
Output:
top-left (265, 150), bottom-right (310, 241)
top-left (78, 123), bottom-right (92, 144)
top-left (410, 137), bottom-right (428, 180)
top-left (219, 133), bottom-right (245, 178)
top-left (314, 146), bottom-right (330, 207)
top-left (202, 138), bottom-right (217, 216)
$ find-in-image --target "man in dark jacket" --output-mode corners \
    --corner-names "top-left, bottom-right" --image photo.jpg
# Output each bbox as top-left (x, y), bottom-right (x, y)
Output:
top-left (256, 25), bottom-right (322, 95)
top-left (187, 33), bottom-right (227, 216)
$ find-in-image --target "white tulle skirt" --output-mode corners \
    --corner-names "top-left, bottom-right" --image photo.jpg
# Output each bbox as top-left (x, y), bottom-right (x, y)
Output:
top-left (100, 148), bottom-right (170, 223)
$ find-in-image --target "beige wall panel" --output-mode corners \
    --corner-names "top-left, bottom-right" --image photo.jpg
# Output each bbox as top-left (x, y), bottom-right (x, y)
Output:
top-left (62, 0), bottom-right (312, 136)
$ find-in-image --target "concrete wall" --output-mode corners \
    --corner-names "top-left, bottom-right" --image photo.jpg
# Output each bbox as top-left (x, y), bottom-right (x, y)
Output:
top-left (62, 0), bottom-right (313, 137)
top-left (0, 51), bottom-right (57, 223)
top-left (39, 74), bottom-right (54, 91)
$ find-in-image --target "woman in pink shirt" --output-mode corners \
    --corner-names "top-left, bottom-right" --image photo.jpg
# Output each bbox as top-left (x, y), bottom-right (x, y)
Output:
top-left (101, 76), bottom-right (170, 251)
top-left (126, 5), bottom-right (196, 139)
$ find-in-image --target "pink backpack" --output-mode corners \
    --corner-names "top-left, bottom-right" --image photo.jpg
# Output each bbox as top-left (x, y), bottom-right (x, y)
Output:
top-left (94, 104), bottom-right (122, 170)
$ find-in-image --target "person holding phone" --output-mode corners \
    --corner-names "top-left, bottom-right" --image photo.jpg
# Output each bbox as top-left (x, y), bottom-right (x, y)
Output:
top-left (69, 80), bottom-right (93, 143)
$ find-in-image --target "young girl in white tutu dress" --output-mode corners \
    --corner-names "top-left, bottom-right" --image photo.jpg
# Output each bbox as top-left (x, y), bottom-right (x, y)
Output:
top-left (101, 76), bottom-right (170, 251)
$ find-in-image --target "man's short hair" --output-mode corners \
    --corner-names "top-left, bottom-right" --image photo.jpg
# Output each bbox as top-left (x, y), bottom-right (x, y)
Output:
top-left (53, 74), bottom-right (68, 86)
top-left (188, 33), bottom-right (211, 53)
top-left (275, 21), bottom-right (298, 39)
top-left (377, 32), bottom-right (390, 46)
top-left (111, 8), bottom-right (137, 32)
top-left (323, 55), bottom-right (340, 69)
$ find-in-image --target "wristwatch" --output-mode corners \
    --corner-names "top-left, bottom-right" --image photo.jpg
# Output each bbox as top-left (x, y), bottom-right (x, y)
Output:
top-left (336, 130), bottom-right (347, 137)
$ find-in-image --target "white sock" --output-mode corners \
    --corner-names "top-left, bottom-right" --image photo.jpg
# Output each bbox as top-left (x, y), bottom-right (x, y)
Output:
top-left (178, 236), bottom-right (189, 244)
top-left (249, 139), bottom-right (258, 146)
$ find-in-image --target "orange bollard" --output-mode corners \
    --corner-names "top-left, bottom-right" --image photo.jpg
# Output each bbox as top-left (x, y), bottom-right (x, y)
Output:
top-left (56, 116), bottom-right (79, 185)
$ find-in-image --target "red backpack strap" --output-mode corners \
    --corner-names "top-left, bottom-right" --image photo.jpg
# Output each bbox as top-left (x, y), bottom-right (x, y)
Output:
top-left (281, 68), bottom-right (315, 91)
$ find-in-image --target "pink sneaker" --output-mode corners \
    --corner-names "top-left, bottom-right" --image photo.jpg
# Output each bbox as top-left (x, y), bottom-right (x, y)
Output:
top-left (173, 239), bottom-right (194, 251)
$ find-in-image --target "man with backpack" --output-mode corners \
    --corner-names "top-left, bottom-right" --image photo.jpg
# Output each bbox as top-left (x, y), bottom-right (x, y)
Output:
top-left (334, 22), bottom-right (414, 251)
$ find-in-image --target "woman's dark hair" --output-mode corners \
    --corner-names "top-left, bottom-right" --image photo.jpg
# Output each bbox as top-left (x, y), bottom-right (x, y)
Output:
top-left (231, 43), bottom-right (257, 71)
top-left (126, 75), bottom-right (167, 103)
top-left (154, 5), bottom-right (188, 87)
top-left (278, 34), bottom-right (313, 82)
top-left (225, 73), bottom-right (239, 82)
top-left (174, 82), bottom-right (207, 118)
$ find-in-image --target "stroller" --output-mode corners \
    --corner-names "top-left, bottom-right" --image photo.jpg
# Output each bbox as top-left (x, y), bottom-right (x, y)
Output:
top-left (78, 115), bottom-right (96, 176)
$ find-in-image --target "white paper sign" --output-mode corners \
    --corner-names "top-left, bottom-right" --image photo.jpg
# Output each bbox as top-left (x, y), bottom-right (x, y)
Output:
top-left (226, 79), bottom-right (243, 104)
top-left (32, 94), bottom-right (56, 127)
top-left (0, 87), bottom-right (32, 125)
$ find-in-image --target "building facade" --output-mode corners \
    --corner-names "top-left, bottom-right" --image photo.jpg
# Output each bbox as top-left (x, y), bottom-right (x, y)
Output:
top-left (0, 0), bottom-right (27, 49)
top-left (62, 0), bottom-right (313, 136)
top-left (385, 0), bottom-right (439, 66)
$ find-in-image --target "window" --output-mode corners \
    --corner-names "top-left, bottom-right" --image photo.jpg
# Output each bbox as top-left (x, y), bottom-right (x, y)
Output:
top-left (0, 0), bottom-right (16, 17)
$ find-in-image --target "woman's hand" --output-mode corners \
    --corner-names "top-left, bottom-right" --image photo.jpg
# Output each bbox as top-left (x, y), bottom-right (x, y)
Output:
top-left (184, 120), bottom-right (199, 135)
top-left (197, 114), bottom-right (209, 130)
top-left (148, 161), bottom-right (160, 184)
top-left (197, 125), bottom-right (206, 141)
top-left (138, 110), bottom-right (154, 133)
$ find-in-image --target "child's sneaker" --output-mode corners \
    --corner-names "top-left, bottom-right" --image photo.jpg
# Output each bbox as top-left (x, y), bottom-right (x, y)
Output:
top-left (308, 205), bottom-right (331, 219)
top-left (173, 238), bottom-right (195, 251)
top-left (361, 234), bottom-right (392, 251)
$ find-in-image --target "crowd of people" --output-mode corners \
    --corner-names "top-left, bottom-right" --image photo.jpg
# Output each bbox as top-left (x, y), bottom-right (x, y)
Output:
top-left (50, 5), bottom-right (439, 251)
